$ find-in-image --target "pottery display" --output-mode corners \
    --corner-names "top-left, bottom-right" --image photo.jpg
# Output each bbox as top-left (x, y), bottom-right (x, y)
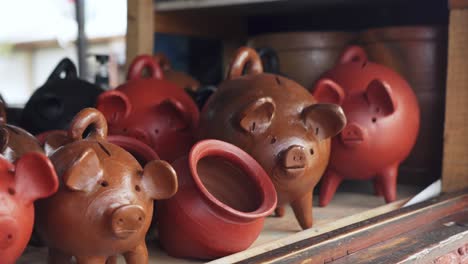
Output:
top-left (0, 100), bottom-right (44, 163)
top-left (198, 47), bottom-right (346, 229)
top-left (96, 55), bottom-right (199, 163)
top-left (0, 152), bottom-right (58, 264)
top-left (359, 26), bottom-right (447, 185)
top-left (157, 139), bottom-right (277, 259)
top-left (35, 108), bottom-right (178, 263)
top-left (248, 31), bottom-right (356, 88)
top-left (153, 53), bottom-right (201, 92)
top-left (312, 46), bottom-right (420, 206)
top-left (20, 58), bottom-right (104, 135)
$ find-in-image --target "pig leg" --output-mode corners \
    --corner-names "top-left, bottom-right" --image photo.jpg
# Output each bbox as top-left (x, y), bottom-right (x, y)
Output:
top-left (123, 242), bottom-right (149, 264)
top-left (106, 256), bottom-right (117, 264)
top-left (75, 256), bottom-right (107, 264)
top-left (377, 164), bottom-right (399, 203)
top-left (319, 170), bottom-right (342, 207)
top-left (291, 191), bottom-right (313, 229)
top-left (48, 248), bottom-right (72, 264)
top-left (275, 206), bottom-right (285, 217)
top-left (373, 178), bottom-right (384, 196)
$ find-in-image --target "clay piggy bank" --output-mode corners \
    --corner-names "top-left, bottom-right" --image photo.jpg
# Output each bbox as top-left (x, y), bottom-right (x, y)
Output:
top-left (21, 58), bottom-right (104, 135)
top-left (0, 153), bottom-right (58, 264)
top-left (198, 47), bottom-right (346, 229)
top-left (153, 53), bottom-right (201, 92)
top-left (96, 55), bottom-right (199, 162)
top-left (312, 46), bottom-right (420, 206)
top-left (35, 108), bottom-right (178, 264)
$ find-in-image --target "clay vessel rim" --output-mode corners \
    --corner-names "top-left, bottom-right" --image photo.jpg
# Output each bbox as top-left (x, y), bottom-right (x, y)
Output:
top-left (359, 26), bottom-right (447, 43)
top-left (107, 135), bottom-right (159, 162)
top-left (189, 139), bottom-right (277, 219)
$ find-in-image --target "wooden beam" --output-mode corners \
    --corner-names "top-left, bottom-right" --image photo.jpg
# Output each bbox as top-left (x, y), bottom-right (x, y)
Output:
top-left (442, 8), bottom-right (468, 193)
top-left (126, 0), bottom-right (154, 66)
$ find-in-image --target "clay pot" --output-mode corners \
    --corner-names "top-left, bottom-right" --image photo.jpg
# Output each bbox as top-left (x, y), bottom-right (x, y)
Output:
top-left (157, 139), bottom-right (277, 259)
top-left (20, 58), bottom-right (104, 135)
top-left (359, 26), bottom-right (447, 185)
top-left (96, 55), bottom-right (199, 163)
top-left (0, 153), bottom-right (58, 264)
top-left (153, 53), bottom-right (200, 92)
top-left (35, 108), bottom-right (178, 263)
top-left (312, 46), bottom-right (420, 206)
top-left (198, 47), bottom-right (346, 229)
top-left (248, 31), bottom-right (356, 88)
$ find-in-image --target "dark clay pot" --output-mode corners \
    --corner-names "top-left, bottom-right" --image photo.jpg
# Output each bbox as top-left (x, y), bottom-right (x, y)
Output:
top-left (96, 55), bottom-right (199, 163)
top-left (198, 47), bottom-right (346, 229)
top-left (153, 53), bottom-right (200, 92)
top-left (359, 26), bottom-right (447, 186)
top-left (312, 46), bottom-right (420, 206)
top-left (20, 58), bottom-right (104, 135)
top-left (157, 139), bottom-right (277, 260)
top-left (35, 108), bottom-right (178, 263)
top-left (0, 153), bottom-right (58, 264)
top-left (249, 31), bottom-right (356, 88)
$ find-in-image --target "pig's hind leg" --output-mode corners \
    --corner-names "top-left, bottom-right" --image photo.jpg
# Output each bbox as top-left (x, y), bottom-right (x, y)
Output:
top-left (124, 242), bottom-right (149, 264)
top-left (275, 206), bottom-right (285, 217)
top-left (377, 164), bottom-right (399, 203)
top-left (319, 170), bottom-right (342, 207)
top-left (48, 248), bottom-right (72, 264)
top-left (291, 191), bottom-right (313, 229)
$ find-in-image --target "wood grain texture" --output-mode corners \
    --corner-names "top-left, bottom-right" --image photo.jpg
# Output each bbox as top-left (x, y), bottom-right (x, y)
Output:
top-left (126, 0), bottom-right (154, 67)
top-left (442, 9), bottom-right (468, 193)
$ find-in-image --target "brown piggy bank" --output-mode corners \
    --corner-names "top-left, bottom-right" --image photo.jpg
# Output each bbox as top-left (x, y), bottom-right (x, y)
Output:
top-left (35, 108), bottom-right (178, 264)
top-left (198, 47), bottom-right (346, 229)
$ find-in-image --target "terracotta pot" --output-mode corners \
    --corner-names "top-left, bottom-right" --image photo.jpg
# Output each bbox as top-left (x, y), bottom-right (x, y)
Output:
top-left (312, 46), bottom-right (420, 206)
top-left (20, 58), bottom-right (104, 135)
top-left (359, 26), bottom-right (447, 185)
top-left (153, 53), bottom-right (200, 92)
top-left (157, 139), bottom-right (277, 259)
top-left (96, 55), bottom-right (199, 162)
top-left (0, 153), bottom-right (58, 264)
top-left (198, 47), bottom-right (346, 229)
top-left (248, 31), bottom-right (356, 88)
top-left (35, 108), bottom-right (178, 263)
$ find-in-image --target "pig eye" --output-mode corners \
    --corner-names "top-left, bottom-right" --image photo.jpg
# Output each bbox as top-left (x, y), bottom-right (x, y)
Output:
top-left (310, 148), bottom-right (314, 155)
top-left (100, 180), bottom-right (109, 187)
top-left (372, 117), bottom-right (377, 123)
top-left (270, 136), bottom-right (277, 144)
top-left (7, 188), bottom-right (15, 196)
top-left (135, 185), bottom-right (141, 192)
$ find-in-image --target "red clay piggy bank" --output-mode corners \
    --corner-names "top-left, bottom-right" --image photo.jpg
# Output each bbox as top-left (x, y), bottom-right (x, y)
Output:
top-left (35, 108), bottom-right (178, 264)
top-left (198, 47), bottom-right (346, 229)
top-left (0, 153), bottom-right (58, 264)
top-left (96, 55), bottom-right (199, 162)
top-left (312, 46), bottom-right (420, 206)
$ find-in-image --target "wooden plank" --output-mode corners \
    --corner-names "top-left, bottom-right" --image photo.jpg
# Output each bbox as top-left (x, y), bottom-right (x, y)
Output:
top-left (442, 8), bottom-right (468, 193)
top-left (126, 0), bottom-right (154, 66)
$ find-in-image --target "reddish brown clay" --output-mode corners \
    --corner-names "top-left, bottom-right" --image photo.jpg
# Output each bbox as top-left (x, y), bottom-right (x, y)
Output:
top-left (96, 55), bottom-right (199, 162)
top-left (157, 139), bottom-right (277, 259)
top-left (0, 153), bottom-right (58, 264)
top-left (35, 108), bottom-right (178, 264)
top-left (153, 53), bottom-right (201, 92)
top-left (312, 46), bottom-right (420, 206)
top-left (0, 100), bottom-right (44, 163)
top-left (198, 47), bottom-right (346, 229)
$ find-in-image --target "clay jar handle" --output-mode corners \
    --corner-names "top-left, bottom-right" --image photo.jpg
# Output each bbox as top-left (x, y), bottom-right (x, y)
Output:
top-left (68, 108), bottom-right (108, 141)
top-left (228, 47), bottom-right (264, 80)
top-left (127, 55), bottom-right (164, 81)
top-left (153, 53), bottom-right (172, 71)
top-left (339, 45), bottom-right (368, 64)
top-left (47, 58), bottom-right (78, 82)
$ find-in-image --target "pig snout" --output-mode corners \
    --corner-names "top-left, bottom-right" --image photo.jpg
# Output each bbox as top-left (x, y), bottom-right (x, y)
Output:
top-left (0, 218), bottom-right (17, 249)
top-left (340, 123), bottom-right (366, 147)
top-left (281, 145), bottom-right (307, 177)
top-left (111, 205), bottom-right (146, 239)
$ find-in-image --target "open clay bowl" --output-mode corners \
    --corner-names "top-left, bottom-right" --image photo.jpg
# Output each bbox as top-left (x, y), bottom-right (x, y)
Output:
top-left (157, 139), bottom-right (277, 259)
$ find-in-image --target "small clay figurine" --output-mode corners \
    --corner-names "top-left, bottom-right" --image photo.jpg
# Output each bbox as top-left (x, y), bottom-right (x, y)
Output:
top-left (21, 58), bottom-right (104, 135)
top-left (0, 153), bottom-right (58, 264)
top-left (153, 53), bottom-right (201, 92)
top-left (96, 55), bottom-right (199, 162)
top-left (312, 46), bottom-right (420, 206)
top-left (35, 108), bottom-right (178, 264)
top-left (198, 47), bottom-right (346, 229)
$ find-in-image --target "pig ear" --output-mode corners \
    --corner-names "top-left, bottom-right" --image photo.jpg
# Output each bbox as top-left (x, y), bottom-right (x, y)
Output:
top-left (339, 46), bottom-right (368, 65)
top-left (64, 148), bottom-right (103, 192)
top-left (238, 97), bottom-right (276, 134)
top-left (15, 152), bottom-right (58, 203)
top-left (141, 159), bottom-right (178, 200)
top-left (365, 79), bottom-right (396, 116)
top-left (312, 78), bottom-right (345, 105)
top-left (302, 103), bottom-right (347, 140)
top-left (157, 99), bottom-right (193, 129)
top-left (96, 90), bottom-right (132, 124)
